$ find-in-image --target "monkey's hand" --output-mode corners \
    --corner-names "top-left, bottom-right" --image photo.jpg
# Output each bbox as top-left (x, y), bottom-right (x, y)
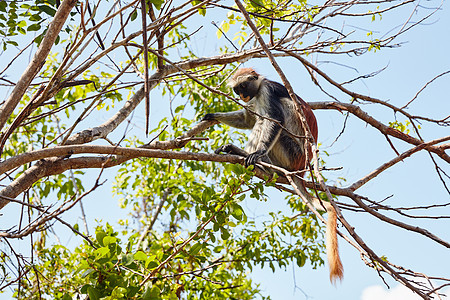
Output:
top-left (214, 144), bottom-right (248, 157)
top-left (244, 150), bottom-right (266, 167)
top-left (201, 113), bottom-right (216, 121)
top-left (215, 144), bottom-right (235, 155)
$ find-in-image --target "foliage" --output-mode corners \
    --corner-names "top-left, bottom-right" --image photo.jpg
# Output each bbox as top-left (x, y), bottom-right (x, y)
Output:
top-left (0, 0), bottom-right (77, 50)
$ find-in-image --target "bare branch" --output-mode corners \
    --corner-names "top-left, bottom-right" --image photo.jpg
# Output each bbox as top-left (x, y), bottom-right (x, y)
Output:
top-left (310, 101), bottom-right (450, 163)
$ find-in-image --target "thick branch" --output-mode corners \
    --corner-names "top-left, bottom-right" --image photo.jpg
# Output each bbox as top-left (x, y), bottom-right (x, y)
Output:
top-left (0, 151), bottom-right (242, 210)
top-left (0, 144), bottom-right (243, 176)
top-left (1, 141), bottom-right (447, 251)
top-left (0, 0), bottom-right (77, 131)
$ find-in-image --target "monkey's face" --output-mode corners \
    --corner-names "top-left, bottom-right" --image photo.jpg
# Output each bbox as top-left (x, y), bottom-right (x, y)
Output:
top-left (232, 76), bottom-right (260, 102)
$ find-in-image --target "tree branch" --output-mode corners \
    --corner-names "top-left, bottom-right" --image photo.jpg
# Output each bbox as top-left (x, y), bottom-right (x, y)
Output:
top-left (0, 0), bottom-right (77, 131)
top-left (309, 101), bottom-right (450, 163)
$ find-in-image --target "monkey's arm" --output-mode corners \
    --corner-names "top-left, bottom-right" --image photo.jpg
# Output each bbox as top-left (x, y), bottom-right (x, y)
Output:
top-left (202, 110), bottom-right (255, 129)
top-left (202, 110), bottom-right (253, 156)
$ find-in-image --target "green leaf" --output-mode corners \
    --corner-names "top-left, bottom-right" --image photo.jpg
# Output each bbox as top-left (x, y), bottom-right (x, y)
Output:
top-left (150, 0), bottom-right (164, 10)
top-left (296, 253), bottom-right (306, 267)
top-left (201, 188), bottom-right (212, 203)
top-left (111, 286), bottom-right (128, 298)
top-left (142, 286), bottom-right (161, 300)
top-left (62, 293), bottom-right (72, 300)
top-left (81, 284), bottom-right (90, 294)
top-left (17, 20), bottom-right (26, 28)
top-left (134, 250), bottom-right (147, 261)
top-left (81, 268), bottom-right (95, 278)
top-left (222, 21), bottom-right (230, 33)
top-left (0, 2), bottom-right (7, 12)
top-left (249, 0), bottom-right (263, 8)
top-left (87, 286), bottom-right (101, 300)
top-left (174, 105), bottom-right (184, 114)
top-left (6, 40), bottom-right (18, 47)
top-left (96, 231), bottom-right (106, 245)
top-left (225, 163), bottom-right (244, 175)
top-left (130, 9), bottom-right (137, 21)
top-left (221, 228), bottom-right (230, 240)
top-left (145, 255), bottom-right (158, 269)
top-left (103, 236), bottom-right (117, 246)
top-left (38, 5), bottom-right (56, 17)
top-left (122, 253), bottom-right (134, 266)
top-left (231, 203), bottom-right (244, 221)
top-left (27, 23), bottom-right (41, 32)
top-left (190, 242), bottom-right (202, 255)
top-left (94, 246), bottom-right (110, 258)
top-left (29, 13), bottom-right (42, 21)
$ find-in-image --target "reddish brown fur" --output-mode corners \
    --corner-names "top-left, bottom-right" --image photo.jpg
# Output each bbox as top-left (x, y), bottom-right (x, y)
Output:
top-left (327, 208), bottom-right (344, 283)
top-left (294, 101), bottom-right (318, 172)
top-left (232, 67), bottom-right (259, 80)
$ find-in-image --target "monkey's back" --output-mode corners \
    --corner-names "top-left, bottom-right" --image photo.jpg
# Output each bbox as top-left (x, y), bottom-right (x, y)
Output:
top-left (265, 87), bottom-right (317, 173)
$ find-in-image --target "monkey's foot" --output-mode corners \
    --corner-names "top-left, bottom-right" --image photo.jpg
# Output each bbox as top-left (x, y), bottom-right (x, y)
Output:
top-left (244, 150), bottom-right (266, 167)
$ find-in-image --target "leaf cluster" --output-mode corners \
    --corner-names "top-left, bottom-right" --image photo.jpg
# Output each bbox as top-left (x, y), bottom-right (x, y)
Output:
top-left (0, 0), bottom-right (75, 50)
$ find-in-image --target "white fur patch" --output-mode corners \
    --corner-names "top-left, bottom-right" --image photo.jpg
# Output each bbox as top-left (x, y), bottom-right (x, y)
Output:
top-left (228, 74), bottom-right (264, 89)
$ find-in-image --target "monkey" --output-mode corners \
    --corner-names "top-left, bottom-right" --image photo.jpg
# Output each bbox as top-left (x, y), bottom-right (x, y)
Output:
top-left (202, 68), bottom-right (343, 283)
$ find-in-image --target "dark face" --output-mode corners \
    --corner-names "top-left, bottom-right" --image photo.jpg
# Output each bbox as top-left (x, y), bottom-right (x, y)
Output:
top-left (233, 76), bottom-right (259, 102)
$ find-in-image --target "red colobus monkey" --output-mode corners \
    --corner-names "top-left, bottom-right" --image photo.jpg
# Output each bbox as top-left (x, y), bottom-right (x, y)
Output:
top-left (203, 68), bottom-right (343, 283)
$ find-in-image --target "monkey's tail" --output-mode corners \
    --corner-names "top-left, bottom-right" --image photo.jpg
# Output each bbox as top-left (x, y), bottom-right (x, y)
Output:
top-left (326, 207), bottom-right (344, 284)
top-left (292, 176), bottom-right (344, 283)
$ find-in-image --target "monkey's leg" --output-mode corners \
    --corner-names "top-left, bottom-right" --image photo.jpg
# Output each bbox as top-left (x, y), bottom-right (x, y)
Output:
top-left (245, 119), bottom-right (282, 167)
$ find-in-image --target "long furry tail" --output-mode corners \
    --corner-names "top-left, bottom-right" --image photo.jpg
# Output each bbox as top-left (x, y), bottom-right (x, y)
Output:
top-left (326, 207), bottom-right (344, 284)
top-left (291, 176), bottom-right (343, 283)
